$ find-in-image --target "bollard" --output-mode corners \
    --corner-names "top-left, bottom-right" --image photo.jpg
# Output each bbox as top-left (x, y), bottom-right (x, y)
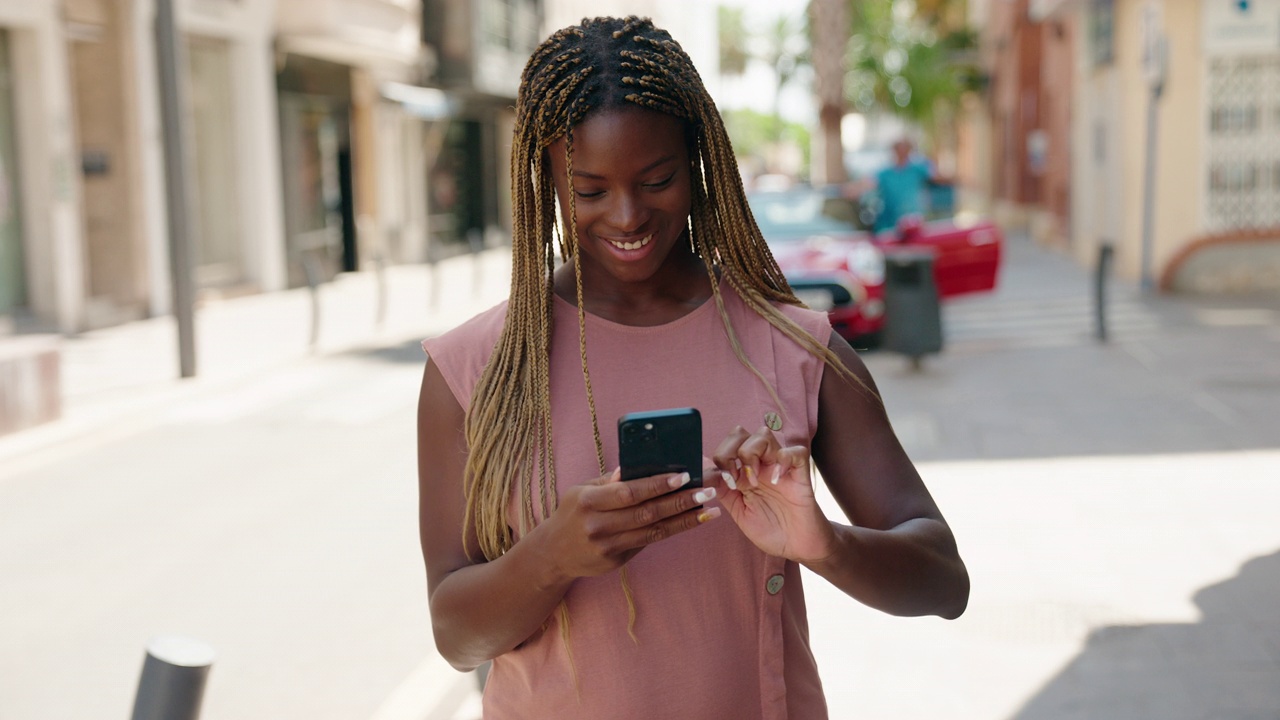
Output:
top-left (373, 250), bottom-right (388, 331)
top-left (1094, 243), bottom-right (1114, 342)
top-left (130, 636), bottom-right (215, 720)
top-left (301, 252), bottom-right (323, 352)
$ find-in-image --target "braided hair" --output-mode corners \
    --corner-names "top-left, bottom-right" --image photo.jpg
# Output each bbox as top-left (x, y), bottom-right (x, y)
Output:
top-left (462, 16), bottom-right (865, 657)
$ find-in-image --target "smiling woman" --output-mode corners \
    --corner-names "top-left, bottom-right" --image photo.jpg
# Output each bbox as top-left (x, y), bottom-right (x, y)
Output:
top-left (547, 109), bottom-right (696, 302)
top-left (415, 16), bottom-right (969, 720)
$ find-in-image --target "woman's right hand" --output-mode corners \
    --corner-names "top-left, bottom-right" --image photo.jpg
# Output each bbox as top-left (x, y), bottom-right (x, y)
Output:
top-left (532, 469), bottom-right (720, 581)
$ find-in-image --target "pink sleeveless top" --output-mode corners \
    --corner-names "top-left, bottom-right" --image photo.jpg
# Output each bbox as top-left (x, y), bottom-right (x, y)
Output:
top-left (422, 281), bottom-right (833, 720)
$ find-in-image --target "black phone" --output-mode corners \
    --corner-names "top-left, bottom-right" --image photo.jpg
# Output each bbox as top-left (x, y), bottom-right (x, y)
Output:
top-left (617, 408), bottom-right (703, 488)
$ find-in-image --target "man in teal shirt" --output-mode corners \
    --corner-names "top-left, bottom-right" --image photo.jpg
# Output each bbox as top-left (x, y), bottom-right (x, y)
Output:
top-left (872, 138), bottom-right (947, 233)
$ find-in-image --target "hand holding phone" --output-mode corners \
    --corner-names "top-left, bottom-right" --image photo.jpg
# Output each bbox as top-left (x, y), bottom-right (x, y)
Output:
top-left (617, 408), bottom-right (702, 488)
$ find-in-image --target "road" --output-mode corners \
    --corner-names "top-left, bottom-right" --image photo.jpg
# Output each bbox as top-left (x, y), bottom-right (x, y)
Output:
top-left (0, 342), bottom-right (449, 720)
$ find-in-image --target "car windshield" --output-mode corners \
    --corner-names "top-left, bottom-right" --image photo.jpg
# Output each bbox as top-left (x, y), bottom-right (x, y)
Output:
top-left (747, 191), bottom-right (855, 242)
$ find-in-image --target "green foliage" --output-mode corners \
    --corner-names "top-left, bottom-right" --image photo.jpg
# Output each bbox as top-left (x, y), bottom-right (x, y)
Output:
top-left (762, 13), bottom-right (810, 91)
top-left (721, 107), bottom-right (811, 171)
top-left (718, 6), bottom-right (750, 77)
top-left (845, 0), bottom-right (982, 140)
top-left (718, 5), bottom-right (811, 145)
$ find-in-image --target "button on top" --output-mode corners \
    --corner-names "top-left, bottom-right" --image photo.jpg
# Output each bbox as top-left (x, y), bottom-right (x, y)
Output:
top-left (766, 574), bottom-right (785, 595)
top-left (764, 412), bottom-right (782, 431)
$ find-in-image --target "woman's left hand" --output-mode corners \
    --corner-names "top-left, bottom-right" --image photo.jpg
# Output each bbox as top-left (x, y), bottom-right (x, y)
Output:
top-left (707, 426), bottom-right (838, 564)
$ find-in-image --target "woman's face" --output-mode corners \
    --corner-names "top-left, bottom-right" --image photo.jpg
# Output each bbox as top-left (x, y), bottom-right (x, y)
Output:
top-left (547, 107), bottom-right (694, 289)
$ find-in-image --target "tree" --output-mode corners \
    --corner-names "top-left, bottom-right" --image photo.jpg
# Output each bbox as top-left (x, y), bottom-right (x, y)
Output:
top-left (759, 14), bottom-right (810, 143)
top-left (845, 0), bottom-right (982, 153)
top-left (809, 0), bottom-right (850, 185)
top-left (718, 6), bottom-right (750, 79)
top-left (715, 5), bottom-right (812, 177)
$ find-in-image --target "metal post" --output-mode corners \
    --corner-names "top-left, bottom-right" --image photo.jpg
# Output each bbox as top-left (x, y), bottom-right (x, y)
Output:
top-left (373, 250), bottom-right (387, 331)
top-left (302, 252), bottom-right (323, 352)
top-left (156, 0), bottom-right (197, 377)
top-left (1094, 242), bottom-right (1114, 342)
top-left (131, 636), bottom-right (215, 720)
top-left (1139, 40), bottom-right (1166, 294)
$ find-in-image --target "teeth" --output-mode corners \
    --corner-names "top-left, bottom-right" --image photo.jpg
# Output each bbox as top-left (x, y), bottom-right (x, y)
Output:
top-left (609, 235), bottom-right (652, 251)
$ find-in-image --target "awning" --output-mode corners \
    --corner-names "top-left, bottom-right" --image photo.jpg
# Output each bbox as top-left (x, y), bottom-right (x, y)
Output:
top-left (380, 82), bottom-right (455, 120)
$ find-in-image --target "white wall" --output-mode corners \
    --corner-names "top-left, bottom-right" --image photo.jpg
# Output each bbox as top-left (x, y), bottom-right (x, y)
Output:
top-left (132, 0), bottom-right (287, 314)
top-left (0, 1), bottom-right (86, 332)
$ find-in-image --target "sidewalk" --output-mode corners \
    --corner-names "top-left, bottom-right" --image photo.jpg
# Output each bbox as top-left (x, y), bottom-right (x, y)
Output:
top-left (824, 234), bottom-right (1280, 719)
top-left (0, 249), bottom-right (513, 467)
top-left (0, 250), bottom-right (513, 720)
top-left (865, 232), bottom-right (1280, 462)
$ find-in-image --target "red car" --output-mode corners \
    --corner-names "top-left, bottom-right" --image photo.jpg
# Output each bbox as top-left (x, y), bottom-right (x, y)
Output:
top-left (747, 189), bottom-right (1002, 346)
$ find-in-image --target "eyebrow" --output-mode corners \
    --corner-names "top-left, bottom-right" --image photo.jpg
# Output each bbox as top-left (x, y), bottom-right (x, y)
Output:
top-left (572, 155), bottom-right (677, 180)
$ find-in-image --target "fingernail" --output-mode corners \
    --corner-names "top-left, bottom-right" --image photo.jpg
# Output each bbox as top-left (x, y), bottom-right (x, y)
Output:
top-left (669, 472), bottom-right (691, 489)
top-left (744, 465), bottom-right (757, 486)
top-left (693, 487), bottom-right (716, 504)
top-left (697, 507), bottom-right (722, 523)
top-left (771, 465), bottom-right (781, 485)
top-left (721, 471), bottom-right (737, 490)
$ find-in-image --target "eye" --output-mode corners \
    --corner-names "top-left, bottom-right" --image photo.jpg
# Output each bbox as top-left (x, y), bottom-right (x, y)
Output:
top-left (644, 174), bottom-right (676, 189)
top-left (573, 188), bottom-right (605, 199)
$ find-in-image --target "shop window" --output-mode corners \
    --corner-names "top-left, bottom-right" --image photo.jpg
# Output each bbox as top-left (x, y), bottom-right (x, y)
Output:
top-left (481, 0), bottom-right (540, 54)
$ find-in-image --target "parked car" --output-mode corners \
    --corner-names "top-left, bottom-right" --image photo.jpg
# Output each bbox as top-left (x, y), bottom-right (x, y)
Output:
top-left (747, 187), bottom-right (1002, 346)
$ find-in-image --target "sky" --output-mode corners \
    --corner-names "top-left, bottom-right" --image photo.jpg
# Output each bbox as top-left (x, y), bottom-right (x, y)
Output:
top-left (709, 0), bottom-right (817, 125)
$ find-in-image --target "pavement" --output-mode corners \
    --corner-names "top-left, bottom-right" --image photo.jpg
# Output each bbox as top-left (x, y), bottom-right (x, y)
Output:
top-left (0, 249), bottom-right (511, 720)
top-left (805, 236), bottom-right (1280, 719)
top-left (0, 249), bottom-right (513, 471)
top-left (2, 235), bottom-right (1279, 719)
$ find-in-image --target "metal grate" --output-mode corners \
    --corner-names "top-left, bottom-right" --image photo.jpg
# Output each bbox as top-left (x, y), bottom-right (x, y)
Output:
top-left (1205, 54), bottom-right (1280, 232)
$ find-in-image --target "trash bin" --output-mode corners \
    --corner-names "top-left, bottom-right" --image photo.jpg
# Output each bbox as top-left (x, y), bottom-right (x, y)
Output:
top-left (882, 249), bottom-right (942, 363)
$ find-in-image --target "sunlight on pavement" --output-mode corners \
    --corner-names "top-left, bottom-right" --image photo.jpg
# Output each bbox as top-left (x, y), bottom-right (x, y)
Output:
top-left (809, 449), bottom-right (1280, 720)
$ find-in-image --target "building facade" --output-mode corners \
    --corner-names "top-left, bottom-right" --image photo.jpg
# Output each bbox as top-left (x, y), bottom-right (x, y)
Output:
top-left (0, 0), bottom-right (436, 336)
top-left (1030, 0), bottom-right (1280, 291)
top-left (0, 0), bottom-right (735, 341)
top-left (0, 1), bottom-right (85, 334)
top-left (966, 0), bottom-right (1076, 248)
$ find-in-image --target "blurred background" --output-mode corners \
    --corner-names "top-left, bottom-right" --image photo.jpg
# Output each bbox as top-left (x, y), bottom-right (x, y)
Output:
top-left (0, 1), bottom-right (1278, 719)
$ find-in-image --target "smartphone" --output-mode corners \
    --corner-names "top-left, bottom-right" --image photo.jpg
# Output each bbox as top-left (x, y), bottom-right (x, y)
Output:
top-left (617, 407), bottom-right (702, 488)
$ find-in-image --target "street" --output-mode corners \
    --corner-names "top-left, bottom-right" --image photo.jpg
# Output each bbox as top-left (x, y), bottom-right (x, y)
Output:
top-left (0, 345), bottom-right (438, 719)
top-left (2, 235), bottom-right (1279, 719)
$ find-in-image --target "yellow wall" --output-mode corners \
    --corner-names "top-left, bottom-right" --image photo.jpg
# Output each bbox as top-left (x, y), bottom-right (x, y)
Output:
top-left (1150, 0), bottom-right (1203, 282)
top-left (1069, 0), bottom-right (1203, 284)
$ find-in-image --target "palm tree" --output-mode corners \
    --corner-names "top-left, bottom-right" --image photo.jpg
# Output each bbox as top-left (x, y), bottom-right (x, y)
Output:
top-left (718, 5), bottom-right (751, 81)
top-left (760, 14), bottom-right (809, 143)
top-left (809, 0), bottom-right (850, 185)
top-left (846, 0), bottom-right (981, 152)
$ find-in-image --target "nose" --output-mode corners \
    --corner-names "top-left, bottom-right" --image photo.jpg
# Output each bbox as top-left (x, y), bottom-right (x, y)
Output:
top-left (605, 191), bottom-right (649, 234)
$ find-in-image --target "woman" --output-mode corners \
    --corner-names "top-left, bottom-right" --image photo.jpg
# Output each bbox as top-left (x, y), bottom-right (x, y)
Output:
top-left (418, 16), bottom-right (968, 719)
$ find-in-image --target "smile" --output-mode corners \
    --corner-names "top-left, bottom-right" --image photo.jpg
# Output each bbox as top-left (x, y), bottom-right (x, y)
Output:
top-left (606, 235), bottom-right (652, 251)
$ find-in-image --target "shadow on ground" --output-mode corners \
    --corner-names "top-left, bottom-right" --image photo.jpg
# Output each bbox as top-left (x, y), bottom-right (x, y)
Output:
top-left (1012, 550), bottom-right (1280, 720)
